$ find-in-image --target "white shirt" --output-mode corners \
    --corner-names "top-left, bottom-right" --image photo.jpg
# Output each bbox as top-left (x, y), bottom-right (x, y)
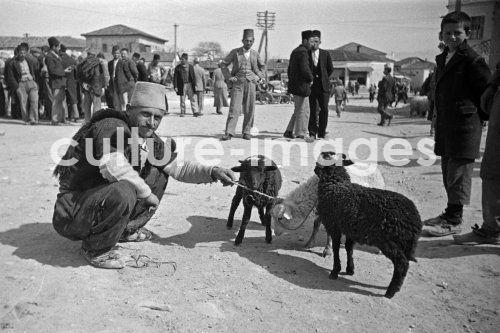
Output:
top-left (243, 49), bottom-right (250, 60)
top-left (312, 49), bottom-right (319, 67)
top-left (445, 51), bottom-right (455, 65)
top-left (113, 58), bottom-right (119, 79)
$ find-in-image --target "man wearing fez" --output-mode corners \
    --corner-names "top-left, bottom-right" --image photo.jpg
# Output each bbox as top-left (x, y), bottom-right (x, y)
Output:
top-left (52, 82), bottom-right (236, 269)
top-left (220, 28), bottom-right (265, 140)
top-left (173, 53), bottom-right (200, 117)
top-left (307, 30), bottom-right (334, 139)
top-left (284, 30), bottom-right (315, 142)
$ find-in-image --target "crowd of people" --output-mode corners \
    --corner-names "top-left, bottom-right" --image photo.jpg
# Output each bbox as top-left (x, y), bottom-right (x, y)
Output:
top-left (0, 11), bottom-right (499, 269)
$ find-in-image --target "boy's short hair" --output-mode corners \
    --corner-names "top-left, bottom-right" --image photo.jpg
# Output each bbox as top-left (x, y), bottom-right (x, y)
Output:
top-left (441, 11), bottom-right (472, 33)
top-left (120, 48), bottom-right (129, 53)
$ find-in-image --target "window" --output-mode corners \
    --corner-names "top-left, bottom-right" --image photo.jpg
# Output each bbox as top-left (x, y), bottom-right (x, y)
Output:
top-left (470, 16), bottom-right (485, 40)
top-left (102, 43), bottom-right (107, 52)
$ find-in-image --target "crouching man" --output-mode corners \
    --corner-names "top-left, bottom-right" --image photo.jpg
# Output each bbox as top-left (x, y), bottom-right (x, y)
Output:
top-left (52, 82), bottom-right (236, 269)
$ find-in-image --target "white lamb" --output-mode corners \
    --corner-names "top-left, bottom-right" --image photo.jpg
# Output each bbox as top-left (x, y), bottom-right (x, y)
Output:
top-left (271, 163), bottom-right (385, 256)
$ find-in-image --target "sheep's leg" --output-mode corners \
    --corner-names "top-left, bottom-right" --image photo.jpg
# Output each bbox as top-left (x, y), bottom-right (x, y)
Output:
top-left (345, 237), bottom-right (355, 275)
top-left (264, 204), bottom-right (273, 244)
top-left (304, 216), bottom-right (321, 249)
top-left (379, 243), bottom-right (409, 298)
top-left (227, 187), bottom-right (243, 229)
top-left (323, 231), bottom-right (333, 257)
top-left (329, 227), bottom-right (342, 280)
top-left (234, 202), bottom-right (252, 246)
top-left (258, 206), bottom-right (266, 226)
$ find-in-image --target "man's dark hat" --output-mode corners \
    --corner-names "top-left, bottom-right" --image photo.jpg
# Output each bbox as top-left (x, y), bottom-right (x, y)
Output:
top-left (301, 30), bottom-right (313, 40)
top-left (181, 53), bottom-right (188, 59)
top-left (60, 44), bottom-right (67, 52)
top-left (133, 52), bottom-right (141, 58)
top-left (48, 37), bottom-right (60, 48)
top-left (311, 30), bottom-right (321, 38)
top-left (153, 53), bottom-right (160, 61)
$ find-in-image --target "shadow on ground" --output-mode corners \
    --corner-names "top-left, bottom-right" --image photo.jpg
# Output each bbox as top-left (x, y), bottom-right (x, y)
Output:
top-left (0, 222), bottom-right (85, 267)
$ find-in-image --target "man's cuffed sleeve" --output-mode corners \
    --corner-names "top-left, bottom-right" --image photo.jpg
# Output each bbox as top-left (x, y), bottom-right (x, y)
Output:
top-left (163, 160), bottom-right (215, 184)
top-left (99, 152), bottom-right (151, 198)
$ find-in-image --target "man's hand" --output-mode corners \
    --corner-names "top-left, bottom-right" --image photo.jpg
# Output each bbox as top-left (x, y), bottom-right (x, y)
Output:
top-left (211, 167), bottom-right (237, 186)
top-left (229, 77), bottom-right (238, 83)
top-left (64, 66), bottom-right (73, 74)
top-left (143, 193), bottom-right (159, 211)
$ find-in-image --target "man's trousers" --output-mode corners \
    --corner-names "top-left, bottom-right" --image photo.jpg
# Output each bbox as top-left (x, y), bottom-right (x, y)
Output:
top-left (52, 167), bottom-right (168, 251)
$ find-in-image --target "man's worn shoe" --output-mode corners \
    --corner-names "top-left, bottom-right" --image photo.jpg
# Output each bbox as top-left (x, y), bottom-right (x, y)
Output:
top-left (242, 134), bottom-right (252, 140)
top-left (220, 133), bottom-right (232, 141)
top-left (81, 247), bottom-right (124, 269)
top-left (423, 222), bottom-right (462, 237)
top-left (453, 224), bottom-right (500, 245)
top-left (283, 131), bottom-right (294, 139)
top-left (424, 213), bottom-right (463, 226)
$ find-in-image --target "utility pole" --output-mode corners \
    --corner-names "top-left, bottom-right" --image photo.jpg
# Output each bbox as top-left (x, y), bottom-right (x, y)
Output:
top-left (455, 0), bottom-right (461, 11)
top-left (256, 11), bottom-right (275, 83)
top-left (173, 23), bottom-right (178, 67)
top-left (23, 33), bottom-right (29, 41)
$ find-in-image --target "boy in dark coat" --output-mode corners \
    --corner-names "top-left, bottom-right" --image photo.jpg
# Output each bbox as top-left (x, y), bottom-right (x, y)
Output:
top-left (423, 11), bottom-right (491, 237)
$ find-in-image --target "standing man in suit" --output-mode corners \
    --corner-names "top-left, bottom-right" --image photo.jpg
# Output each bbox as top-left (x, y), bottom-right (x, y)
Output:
top-left (108, 47), bottom-right (138, 111)
top-left (376, 65), bottom-right (396, 126)
top-left (173, 53), bottom-right (200, 117)
top-left (193, 58), bottom-right (206, 115)
top-left (45, 37), bottom-right (71, 125)
top-left (283, 30), bottom-right (315, 142)
top-left (308, 30), bottom-right (334, 139)
top-left (220, 29), bottom-right (265, 140)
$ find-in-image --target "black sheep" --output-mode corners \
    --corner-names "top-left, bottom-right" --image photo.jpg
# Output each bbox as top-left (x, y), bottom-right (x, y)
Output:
top-left (314, 151), bottom-right (422, 298)
top-left (228, 156), bottom-right (282, 245)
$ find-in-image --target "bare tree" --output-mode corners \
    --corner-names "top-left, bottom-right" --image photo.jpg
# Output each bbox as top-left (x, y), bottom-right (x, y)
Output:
top-left (193, 41), bottom-right (224, 60)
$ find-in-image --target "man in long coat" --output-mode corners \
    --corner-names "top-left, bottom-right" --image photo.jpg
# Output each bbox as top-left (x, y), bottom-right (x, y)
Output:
top-left (307, 30), bottom-right (334, 139)
top-left (283, 30), bottom-right (314, 142)
top-left (173, 53), bottom-right (199, 117)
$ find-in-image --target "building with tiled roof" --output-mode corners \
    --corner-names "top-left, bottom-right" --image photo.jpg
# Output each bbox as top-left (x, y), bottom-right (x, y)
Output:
top-left (394, 57), bottom-right (436, 89)
top-left (0, 36), bottom-right (86, 56)
top-left (82, 24), bottom-right (168, 54)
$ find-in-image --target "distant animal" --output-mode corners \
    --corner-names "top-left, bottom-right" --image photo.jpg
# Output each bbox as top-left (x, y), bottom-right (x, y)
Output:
top-left (315, 151), bottom-right (422, 298)
top-left (409, 96), bottom-right (429, 117)
top-left (271, 163), bottom-right (385, 257)
top-left (227, 156), bottom-right (282, 245)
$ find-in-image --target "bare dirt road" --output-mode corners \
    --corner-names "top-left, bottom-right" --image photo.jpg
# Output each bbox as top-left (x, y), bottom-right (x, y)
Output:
top-left (0, 94), bottom-right (498, 333)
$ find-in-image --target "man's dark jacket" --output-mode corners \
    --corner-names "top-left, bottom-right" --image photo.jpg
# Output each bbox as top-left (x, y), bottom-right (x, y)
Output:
top-left (173, 64), bottom-right (196, 96)
top-left (310, 48), bottom-right (334, 93)
top-left (108, 59), bottom-right (138, 94)
top-left (287, 44), bottom-right (314, 97)
top-left (6, 57), bottom-right (37, 91)
top-left (434, 41), bottom-right (491, 159)
top-left (136, 61), bottom-right (148, 82)
top-left (45, 51), bottom-right (66, 89)
top-left (377, 74), bottom-right (395, 103)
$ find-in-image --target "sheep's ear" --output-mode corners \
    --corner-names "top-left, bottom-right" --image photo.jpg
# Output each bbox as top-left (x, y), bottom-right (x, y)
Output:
top-left (264, 166), bottom-right (277, 171)
top-left (343, 159), bottom-right (354, 166)
top-left (231, 166), bottom-right (246, 172)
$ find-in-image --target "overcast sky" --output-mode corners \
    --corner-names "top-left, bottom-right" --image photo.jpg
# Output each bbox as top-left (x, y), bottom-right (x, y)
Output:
top-left (0, 0), bottom-right (448, 61)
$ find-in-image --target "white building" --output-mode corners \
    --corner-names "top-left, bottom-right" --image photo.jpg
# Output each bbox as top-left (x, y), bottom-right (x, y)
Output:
top-left (327, 43), bottom-right (394, 87)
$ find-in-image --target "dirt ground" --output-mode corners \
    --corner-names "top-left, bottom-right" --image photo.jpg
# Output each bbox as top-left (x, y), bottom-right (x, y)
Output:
top-left (0, 93), bottom-right (499, 333)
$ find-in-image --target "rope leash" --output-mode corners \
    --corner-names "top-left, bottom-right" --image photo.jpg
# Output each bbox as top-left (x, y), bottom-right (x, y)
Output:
top-left (228, 180), bottom-right (278, 201)
top-left (279, 199), bottom-right (318, 231)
